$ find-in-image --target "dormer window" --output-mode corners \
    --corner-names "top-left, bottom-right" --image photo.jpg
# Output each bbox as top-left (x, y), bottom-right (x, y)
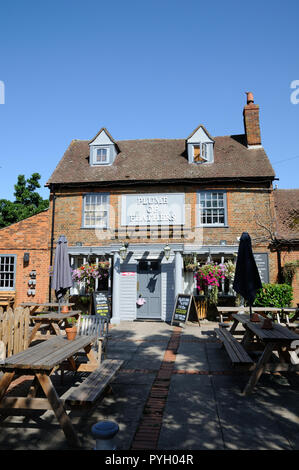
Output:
top-left (193, 143), bottom-right (208, 163)
top-left (89, 128), bottom-right (118, 167)
top-left (95, 147), bottom-right (109, 165)
top-left (187, 125), bottom-right (214, 164)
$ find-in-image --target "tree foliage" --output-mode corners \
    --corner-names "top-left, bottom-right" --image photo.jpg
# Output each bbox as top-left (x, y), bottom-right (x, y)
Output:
top-left (0, 173), bottom-right (49, 228)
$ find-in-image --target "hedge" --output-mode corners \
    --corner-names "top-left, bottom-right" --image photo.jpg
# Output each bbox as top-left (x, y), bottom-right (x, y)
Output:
top-left (253, 283), bottom-right (293, 308)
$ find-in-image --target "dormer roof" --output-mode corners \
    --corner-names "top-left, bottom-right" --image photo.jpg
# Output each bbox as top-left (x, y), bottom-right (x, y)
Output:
top-left (187, 125), bottom-right (215, 143)
top-left (89, 128), bottom-right (117, 146)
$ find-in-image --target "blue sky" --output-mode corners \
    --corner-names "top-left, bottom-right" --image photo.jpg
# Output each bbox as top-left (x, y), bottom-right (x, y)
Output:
top-left (0, 0), bottom-right (298, 201)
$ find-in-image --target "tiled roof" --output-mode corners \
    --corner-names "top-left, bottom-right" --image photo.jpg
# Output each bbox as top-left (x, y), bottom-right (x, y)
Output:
top-left (46, 134), bottom-right (275, 186)
top-left (273, 189), bottom-right (299, 241)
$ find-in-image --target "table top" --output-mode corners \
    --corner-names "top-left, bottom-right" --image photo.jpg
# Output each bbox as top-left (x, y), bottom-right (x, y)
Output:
top-left (20, 302), bottom-right (75, 308)
top-left (0, 335), bottom-right (96, 371)
top-left (232, 313), bottom-right (299, 342)
top-left (218, 306), bottom-right (297, 312)
top-left (30, 311), bottom-right (81, 320)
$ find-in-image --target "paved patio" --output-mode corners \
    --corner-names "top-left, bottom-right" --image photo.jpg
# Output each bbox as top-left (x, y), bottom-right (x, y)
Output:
top-left (1, 320), bottom-right (299, 450)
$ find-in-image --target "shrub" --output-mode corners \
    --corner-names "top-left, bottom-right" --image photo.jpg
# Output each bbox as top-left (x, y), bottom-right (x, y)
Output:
top-left (253, 283), bottom-right (293, 308)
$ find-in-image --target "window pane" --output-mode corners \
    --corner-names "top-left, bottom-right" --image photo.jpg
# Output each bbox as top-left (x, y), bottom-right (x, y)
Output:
top-left (199, 192), bottom-right (226, 225)
top-left (84, 194), bottom-right (108, 227)
top-left (96, 148), bottom-right (108, 163)
top-left (0, 256), bottom-right (15, 289)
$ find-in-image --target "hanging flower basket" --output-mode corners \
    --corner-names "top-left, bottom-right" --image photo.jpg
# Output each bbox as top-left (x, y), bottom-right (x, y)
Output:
top-left (194, 263), bottom-right (227, 305)
top-left (72, 262), bottom-right (109, 294)
top-left (184, 263), bottom-right (198, 272)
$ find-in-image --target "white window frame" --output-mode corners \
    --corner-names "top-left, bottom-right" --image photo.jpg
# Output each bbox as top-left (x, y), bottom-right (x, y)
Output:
top-left (192, 143), bottom-right (208, 163)
top-left (0, 254), bottom-right (16, 290)
top-left (93, 146), bottom-right (110, 165)
top-left (197, 191), bottom-right (228, 227)
top-left (82, 193), bottom-right (109, 229)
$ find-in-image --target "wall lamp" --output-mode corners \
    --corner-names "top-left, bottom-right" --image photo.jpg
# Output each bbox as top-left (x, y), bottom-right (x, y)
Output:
top-left (164, 244), bottom-right (171, 261)
top-left (120, 242), bottom-right (129, 261)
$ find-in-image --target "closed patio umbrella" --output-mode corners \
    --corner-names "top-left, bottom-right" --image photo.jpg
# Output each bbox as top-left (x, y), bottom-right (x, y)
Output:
top-left (233, 232), bottom-right (262, 318)
top-left (51, 235), bottom-right (73, 312)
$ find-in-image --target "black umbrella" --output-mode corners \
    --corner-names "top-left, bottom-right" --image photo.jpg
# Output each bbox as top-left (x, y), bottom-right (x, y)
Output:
top-left (233, 232), bottom-right (262, 318)
top-left (51, 235), bottom-right (73, 312)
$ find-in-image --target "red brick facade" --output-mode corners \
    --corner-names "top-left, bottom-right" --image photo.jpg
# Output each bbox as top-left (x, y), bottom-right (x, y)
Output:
top-left (50, 183), bottom-right (274, 248)
top-left (0, 210), bottom-right (50, 307)
top-left (243, 104), bottom-right (261, 146)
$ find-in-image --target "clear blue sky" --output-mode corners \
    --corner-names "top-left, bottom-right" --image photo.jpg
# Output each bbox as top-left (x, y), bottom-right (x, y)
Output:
top-left (0, 0), bottom-right (298, 201)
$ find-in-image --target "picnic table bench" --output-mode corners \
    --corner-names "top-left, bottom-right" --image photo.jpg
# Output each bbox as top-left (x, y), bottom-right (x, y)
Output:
top-left (28, 311), bottom-right (81, 343)
top-left (62, 359), bottom-right (123, 407)
top-left (0, 335), bottom-right (123, 448)
top-left (20, 302), bottom-right (75, 314)
top-left (228, 313), bottom-right (299, 395)
top-left (0, 291), bottom-right (15, 309)
top-left (215, 327), bottom-right (254, 367)
top-left (217, 306), bottom-right (298, 325)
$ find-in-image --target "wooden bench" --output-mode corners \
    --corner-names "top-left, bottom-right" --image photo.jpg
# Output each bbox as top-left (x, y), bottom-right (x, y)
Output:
top-left (0, 292), bottom-right (15, 308)
top-left (215, 328), bottom-right (254, 366)
top-left (62, 359), bottom-right (123, 408)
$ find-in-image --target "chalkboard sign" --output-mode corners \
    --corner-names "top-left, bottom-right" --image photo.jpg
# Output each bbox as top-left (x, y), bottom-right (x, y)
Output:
top-left (253, 253), bottom-right (269, 284)
top-left (171, 294), bottom-right (197, 326)
top-left (93, 291), bottom-right (111, 319)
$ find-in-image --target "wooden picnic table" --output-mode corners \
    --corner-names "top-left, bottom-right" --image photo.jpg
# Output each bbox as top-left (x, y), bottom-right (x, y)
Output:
top-left (230, 313), bottom-right (299, 395)
top-left (0, 335), bottom-right (99, 448)
top-left (20, 302), bottom-right (75, 314)
top-left (29, 311), bottom-right (81, 344)
top-left (217, 306), bottom-right (298, 323)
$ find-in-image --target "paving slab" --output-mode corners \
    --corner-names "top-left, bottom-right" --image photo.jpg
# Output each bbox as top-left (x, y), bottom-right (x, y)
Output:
top-left (158, 375), bottom-right (224, 450)
top-left (1, 320), bottom-right (299, 450)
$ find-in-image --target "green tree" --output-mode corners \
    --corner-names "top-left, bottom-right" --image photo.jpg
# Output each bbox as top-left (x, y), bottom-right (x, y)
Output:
top-left (0, 173), bottom-right (49, 228)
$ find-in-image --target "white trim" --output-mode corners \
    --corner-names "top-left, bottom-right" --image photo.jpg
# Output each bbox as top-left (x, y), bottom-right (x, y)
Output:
top-left (92, 146), bottom-right (111, 165)
top-left (82, 192), bottom-right (110, 229)
top-left (247, 144), bottom-right (263, 149)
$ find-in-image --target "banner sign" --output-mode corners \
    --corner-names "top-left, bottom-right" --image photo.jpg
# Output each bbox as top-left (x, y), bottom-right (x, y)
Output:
top-left (121, 193), bottom-right (185, 226)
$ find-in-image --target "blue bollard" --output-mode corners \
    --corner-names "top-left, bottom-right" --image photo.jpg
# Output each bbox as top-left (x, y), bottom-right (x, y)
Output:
top-left (91, 421), bottom-right (119, 450)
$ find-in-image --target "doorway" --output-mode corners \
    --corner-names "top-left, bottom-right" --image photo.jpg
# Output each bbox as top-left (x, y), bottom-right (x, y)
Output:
top-left (137, 260), bottom-right (161, 319)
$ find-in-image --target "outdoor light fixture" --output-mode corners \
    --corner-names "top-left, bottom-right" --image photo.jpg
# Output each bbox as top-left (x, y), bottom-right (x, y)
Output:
top-left (23, 252), bottom-right (30, 265)
top-left (207, 248), bottom-right (212, 263)
top-left (119, 243), bottom-right (129, 261)
top-left (164, 244), bottom-right (171, 261)
top-left (220, 240), bottom-right (227, 246)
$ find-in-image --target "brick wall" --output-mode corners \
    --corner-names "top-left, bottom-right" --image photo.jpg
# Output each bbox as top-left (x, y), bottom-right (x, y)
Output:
top-left (51, 182), bottom-right (274, 270)
top-left (0, 210), bottom-right (50, 306)
top-left (243, 103), bottom-right (262, 146)
top-left (269, 249), bottom-right (299, 305)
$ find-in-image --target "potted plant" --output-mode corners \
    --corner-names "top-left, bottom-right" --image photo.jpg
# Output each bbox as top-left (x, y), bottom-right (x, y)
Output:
top-left (65, 318), bottom-right (78, 340)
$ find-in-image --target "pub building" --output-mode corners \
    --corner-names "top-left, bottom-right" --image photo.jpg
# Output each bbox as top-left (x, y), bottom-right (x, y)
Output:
top-left (45, 93), bottom-right (277, 324)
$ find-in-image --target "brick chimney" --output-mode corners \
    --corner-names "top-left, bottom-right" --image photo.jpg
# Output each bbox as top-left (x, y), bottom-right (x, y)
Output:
top-left (243, 92), bottom-right (262, 147)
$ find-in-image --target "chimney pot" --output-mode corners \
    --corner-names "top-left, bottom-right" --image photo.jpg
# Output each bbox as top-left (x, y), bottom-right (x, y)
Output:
top-left (246, 91), bottom-right (254, 104)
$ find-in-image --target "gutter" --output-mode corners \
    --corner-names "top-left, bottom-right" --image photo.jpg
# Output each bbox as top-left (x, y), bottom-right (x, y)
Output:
top-left (49, 187), bottom-right (56, 302)
top-left (46, 176), bottom-right (276, 191)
